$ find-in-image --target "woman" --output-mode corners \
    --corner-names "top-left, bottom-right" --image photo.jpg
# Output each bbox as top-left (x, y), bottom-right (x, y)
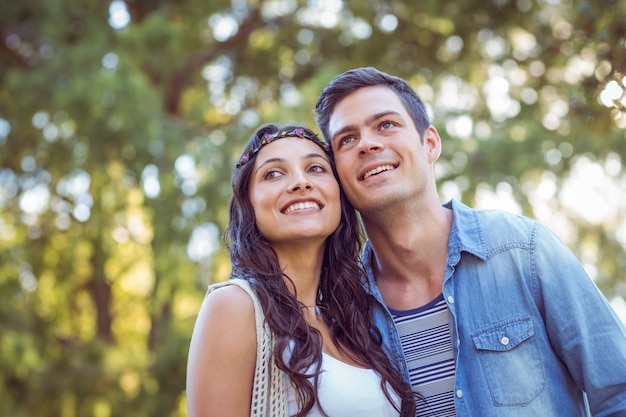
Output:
top-left (186, 124), bottom-right (416, 417)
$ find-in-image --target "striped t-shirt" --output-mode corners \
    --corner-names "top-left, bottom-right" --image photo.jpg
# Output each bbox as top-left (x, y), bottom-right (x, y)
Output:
top-left (389, 294), bottom-right (456, 417)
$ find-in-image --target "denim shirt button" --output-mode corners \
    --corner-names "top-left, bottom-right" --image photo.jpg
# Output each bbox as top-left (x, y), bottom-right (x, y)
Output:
top-left (500, 335), bottom-right (510, 345)
top-left (447, 295), bottom-right (455, 304)
top-left (456, 389), bottom-right (463, 398)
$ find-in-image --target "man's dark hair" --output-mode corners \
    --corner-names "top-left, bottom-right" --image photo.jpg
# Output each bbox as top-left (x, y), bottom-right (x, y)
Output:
top-left (315, 67), bottom-right (430, 144)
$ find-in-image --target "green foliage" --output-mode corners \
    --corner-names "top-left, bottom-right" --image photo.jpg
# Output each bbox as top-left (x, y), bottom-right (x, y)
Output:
top-left (1, 0), bottom-right (625, 415)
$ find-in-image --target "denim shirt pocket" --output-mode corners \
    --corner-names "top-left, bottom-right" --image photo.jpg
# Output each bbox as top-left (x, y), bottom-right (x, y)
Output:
top-left (471, 316), bottom-right (546, 406)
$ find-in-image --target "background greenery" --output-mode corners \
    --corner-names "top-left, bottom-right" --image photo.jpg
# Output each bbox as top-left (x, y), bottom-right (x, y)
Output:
top-left (1, 0), bottom-right (625, 416)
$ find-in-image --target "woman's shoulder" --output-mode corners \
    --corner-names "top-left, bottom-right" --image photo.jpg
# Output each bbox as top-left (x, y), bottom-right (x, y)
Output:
top-left (192, 279), bottom-right (258, 353)
top-left (204, 279), bottom-right (256, 317)
top-left (207, 277), bottom-right (254, 294)
top-left (187, 280), bottom-right (259, 416)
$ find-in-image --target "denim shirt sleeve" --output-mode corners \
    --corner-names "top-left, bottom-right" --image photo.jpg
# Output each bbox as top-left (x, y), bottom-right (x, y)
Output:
top-left (531, 223), bottom-right (626, 416)
top-left (447, 199), bottom-right (626, 417)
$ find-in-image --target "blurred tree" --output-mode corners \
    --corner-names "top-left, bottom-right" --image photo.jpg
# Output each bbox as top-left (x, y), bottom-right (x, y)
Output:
top-left (1, 0), bottom-right (625, 415)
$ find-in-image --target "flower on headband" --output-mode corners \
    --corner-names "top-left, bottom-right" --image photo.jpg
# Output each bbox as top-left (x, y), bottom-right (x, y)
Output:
top-left (236, 127), bottom-right (328, 168)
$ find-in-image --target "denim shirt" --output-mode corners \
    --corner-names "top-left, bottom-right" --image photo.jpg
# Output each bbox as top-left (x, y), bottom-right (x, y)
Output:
top-left (365, 199), bottom-right (626, 417)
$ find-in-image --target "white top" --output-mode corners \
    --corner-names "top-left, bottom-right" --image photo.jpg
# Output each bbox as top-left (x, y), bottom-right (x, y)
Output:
top-left (287, 353), bottom-right (400, 417)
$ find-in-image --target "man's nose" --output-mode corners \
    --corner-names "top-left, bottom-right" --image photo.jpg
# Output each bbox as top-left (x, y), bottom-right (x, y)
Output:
top-left (358, 132), bottom-right (384, 154)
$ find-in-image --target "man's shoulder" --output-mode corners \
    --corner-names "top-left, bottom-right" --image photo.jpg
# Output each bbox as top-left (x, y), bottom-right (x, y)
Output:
top-left (450, 199), bottom-right (537, 229)
top-left (448, 199), bottom-right (542, 251)
top-left (476, 206), bottom-right (536, 229)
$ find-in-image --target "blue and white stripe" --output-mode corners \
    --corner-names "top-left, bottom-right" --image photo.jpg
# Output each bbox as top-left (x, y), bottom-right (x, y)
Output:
top-left (390, 294), bottom-right (457, 417)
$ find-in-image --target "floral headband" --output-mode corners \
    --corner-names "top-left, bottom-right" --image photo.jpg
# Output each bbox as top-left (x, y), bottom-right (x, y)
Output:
top-left (236, 127), bottom-right (329, 168)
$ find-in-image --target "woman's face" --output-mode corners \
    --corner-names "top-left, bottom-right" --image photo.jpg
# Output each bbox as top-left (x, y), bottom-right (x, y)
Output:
top-left (248, 136), bottom-right (341, 248)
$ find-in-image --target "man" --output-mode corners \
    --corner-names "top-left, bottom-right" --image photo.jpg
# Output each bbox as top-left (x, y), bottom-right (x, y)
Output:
top-left (315, 67), bottom-right (626, 417)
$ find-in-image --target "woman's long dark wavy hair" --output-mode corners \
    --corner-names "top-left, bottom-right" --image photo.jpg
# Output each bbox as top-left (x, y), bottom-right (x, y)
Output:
top-left (225, 123), bottom-right (416, 417)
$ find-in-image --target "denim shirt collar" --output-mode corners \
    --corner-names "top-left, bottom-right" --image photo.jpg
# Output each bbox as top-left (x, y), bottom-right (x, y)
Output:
top-left (363, 198), bottom-right (488, 286)
top-left (445, 199), bottom-right (489, 264)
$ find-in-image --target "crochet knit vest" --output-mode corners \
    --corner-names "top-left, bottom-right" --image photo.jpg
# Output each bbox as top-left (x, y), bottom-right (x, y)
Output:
top-left (206, 279), bottom-right (288, 417)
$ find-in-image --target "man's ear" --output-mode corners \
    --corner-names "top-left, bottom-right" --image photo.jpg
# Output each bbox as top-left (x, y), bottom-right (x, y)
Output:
top-left (423, 126), bottom-right (442, 163)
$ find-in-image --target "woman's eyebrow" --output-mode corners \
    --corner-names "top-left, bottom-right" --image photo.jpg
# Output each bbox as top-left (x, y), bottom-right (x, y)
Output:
top-left (254, 157), bottom-right (285, 174)
top-left (255, 153), bottom-right (329, 174)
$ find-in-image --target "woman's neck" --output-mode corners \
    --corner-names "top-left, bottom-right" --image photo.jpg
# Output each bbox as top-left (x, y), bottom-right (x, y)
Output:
top-left (274, 241), bottom-right (325, 306)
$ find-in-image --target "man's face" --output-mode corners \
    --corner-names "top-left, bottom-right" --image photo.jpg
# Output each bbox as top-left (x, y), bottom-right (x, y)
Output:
top-left (327, 86), bottom-right (436, 213)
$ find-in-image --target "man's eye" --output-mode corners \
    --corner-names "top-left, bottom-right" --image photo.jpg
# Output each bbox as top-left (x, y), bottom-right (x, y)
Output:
top-left (340, 135), bottom-right (355, 146)
top-left (381, 121), bottom-right (395, 130)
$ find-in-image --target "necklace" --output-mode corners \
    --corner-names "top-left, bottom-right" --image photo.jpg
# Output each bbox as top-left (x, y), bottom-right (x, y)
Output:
top-left (288, 272), bottom-right (323, 316)
top-left (301, 304), bottom-right (322, 316)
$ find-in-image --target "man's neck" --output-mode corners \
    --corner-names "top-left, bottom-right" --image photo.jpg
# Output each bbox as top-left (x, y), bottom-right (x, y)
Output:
top-left (364, 203), bottom-right (453, 310)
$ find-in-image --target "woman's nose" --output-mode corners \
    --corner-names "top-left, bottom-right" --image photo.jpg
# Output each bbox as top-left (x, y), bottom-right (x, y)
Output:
top-left (289, 172), bottom-right (313, 192)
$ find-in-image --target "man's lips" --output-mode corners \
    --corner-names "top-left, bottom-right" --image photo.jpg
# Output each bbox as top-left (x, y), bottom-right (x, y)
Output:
top-left (361, 164), bottom-right (395, 180)
top-left (281, 200), bottom-right (322, 214)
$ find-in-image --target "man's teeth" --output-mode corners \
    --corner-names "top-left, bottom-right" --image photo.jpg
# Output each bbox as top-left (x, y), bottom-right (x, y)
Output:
top-left (283, 201), bottom-right (320, 214)
top-left (363, 165), bottom-right (394, 180)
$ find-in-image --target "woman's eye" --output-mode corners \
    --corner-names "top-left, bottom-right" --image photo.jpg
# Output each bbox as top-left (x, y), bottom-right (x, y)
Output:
top-left (263, 170), bottom-right (282, 180)
top-left (309, 164), bottom-right (326, 173)
top-left (381, 121), bottom-right (395, 130)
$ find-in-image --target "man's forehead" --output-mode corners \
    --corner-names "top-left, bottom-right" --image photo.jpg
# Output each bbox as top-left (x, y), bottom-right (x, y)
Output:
top-left (329, 86), bottom-right (407, 131)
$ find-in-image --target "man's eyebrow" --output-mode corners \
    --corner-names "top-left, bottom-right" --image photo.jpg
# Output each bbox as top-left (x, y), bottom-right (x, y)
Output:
top-left (331, 110), bottom-right (402, 140)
